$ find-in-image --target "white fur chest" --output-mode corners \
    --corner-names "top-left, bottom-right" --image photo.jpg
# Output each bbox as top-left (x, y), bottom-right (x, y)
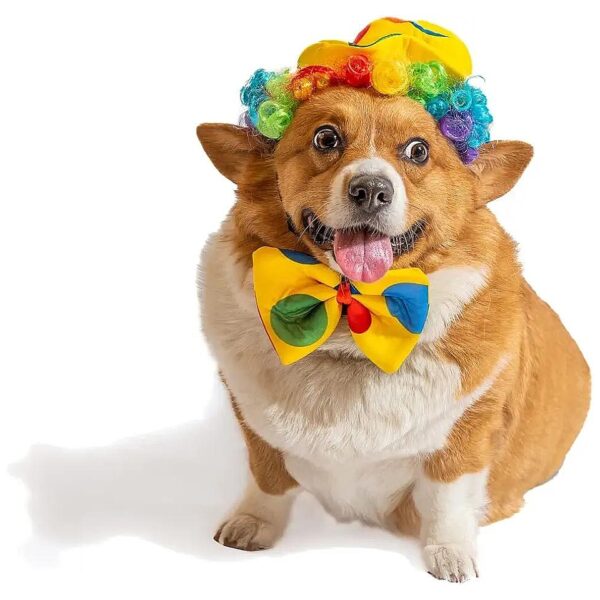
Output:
top-left (200, 229), bottom-right (492, 523)
top-left (284, 454), bottom-right (418, 525)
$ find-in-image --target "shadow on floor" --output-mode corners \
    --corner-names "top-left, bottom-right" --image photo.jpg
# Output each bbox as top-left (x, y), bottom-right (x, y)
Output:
top-left (10, 377), bottom-right (422, 567)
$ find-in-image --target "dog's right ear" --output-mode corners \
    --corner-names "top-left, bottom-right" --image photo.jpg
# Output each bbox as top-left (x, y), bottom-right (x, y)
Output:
top-left (196, 123), bottom-right (271, 185)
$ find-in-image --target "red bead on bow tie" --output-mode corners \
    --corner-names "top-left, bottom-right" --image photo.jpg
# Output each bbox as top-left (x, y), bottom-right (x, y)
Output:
top-left (336, 280), bottom-right (372, 334)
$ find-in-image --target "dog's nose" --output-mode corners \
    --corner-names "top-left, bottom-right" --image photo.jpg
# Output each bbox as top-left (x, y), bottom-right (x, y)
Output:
top-left (347, 174), bottom-right (394, 214)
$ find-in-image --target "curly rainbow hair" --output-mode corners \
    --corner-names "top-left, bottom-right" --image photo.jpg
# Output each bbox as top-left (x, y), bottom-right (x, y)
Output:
top-left (239, 55), bottom-right (492, 165)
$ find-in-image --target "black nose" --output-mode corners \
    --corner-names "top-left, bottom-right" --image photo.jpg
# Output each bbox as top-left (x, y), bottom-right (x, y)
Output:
top-left (347, 174), bottom-right (394, 213)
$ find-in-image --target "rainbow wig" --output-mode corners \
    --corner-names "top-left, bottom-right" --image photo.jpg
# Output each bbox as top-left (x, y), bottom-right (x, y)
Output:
top-left (239, 18), bottom-right (493, 164)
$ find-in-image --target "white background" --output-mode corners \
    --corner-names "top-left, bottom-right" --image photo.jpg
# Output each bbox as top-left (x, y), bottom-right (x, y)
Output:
top-left (1, 1), bottom-right (598, 598)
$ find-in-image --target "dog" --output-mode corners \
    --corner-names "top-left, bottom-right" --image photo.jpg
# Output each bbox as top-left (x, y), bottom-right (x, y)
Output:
top-left (195, 22), bottom-right (590, 583)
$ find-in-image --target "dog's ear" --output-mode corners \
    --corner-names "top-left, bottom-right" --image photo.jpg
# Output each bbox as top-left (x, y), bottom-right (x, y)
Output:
top-left (196, 123), bottom-right (272, 185)
top-left (470, 140), bottom-right (533, 206)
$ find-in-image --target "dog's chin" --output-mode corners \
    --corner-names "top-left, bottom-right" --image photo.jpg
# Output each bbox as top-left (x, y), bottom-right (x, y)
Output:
top-left (299, 209), bottom-right (427, 282)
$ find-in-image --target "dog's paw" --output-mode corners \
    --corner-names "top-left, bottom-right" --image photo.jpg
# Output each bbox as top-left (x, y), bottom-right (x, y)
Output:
top-left (213, 513), bottom-right (278, 552)
top-left (424, 543), bottom-right (479, 583)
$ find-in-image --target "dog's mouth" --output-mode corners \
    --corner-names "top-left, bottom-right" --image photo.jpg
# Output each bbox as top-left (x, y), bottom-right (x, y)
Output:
top-left (301, 209), bottom-right (427, 283)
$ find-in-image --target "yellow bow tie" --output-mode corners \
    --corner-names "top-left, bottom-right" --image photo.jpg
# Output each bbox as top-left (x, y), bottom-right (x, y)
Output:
top-left (252, 247), bottom-right (429, 373)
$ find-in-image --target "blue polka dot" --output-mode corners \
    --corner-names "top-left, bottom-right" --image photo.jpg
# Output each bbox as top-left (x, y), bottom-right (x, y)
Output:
top-left (383, 283), bottom-right (429, 334)
top-left (280, 249), bottom-right (319, 264)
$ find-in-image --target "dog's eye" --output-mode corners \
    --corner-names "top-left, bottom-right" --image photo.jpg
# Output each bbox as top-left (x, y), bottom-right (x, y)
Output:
top-left (402, 139), bottom-right (429, 164)
top-left (313, 126), bottom-right (341, 151)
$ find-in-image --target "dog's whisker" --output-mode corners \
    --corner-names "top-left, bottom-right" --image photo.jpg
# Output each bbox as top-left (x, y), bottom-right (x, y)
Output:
top-left (297, 222), bottom-right (312, 241)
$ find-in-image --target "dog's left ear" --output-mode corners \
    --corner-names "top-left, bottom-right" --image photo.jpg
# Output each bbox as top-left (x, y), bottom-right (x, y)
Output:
top-left (470, 140), bottom-right (533, 207)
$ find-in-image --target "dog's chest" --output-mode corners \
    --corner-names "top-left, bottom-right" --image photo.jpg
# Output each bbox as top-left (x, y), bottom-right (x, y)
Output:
top-left (225, 338), bottom-right (467, 524)
top-left (215, 323), bottom-right (466, 522)
top-left (284, 453), bottom-right (418, 525)
top-left (272, 346), bottom-right (463, 524)
top-left (251, 343), bottom-right (464, 461)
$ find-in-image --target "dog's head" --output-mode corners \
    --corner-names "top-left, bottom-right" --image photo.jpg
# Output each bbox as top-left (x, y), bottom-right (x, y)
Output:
top-left (198, 86), bottom-right (532, 281)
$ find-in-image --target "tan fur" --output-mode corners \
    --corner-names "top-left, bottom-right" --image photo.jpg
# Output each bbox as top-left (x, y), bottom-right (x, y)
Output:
top-left (197, 86), bottom-right (590, 576)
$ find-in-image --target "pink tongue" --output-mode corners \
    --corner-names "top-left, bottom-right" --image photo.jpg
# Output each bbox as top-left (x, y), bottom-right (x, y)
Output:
top-left (333, 229), bottom-right (393, 283)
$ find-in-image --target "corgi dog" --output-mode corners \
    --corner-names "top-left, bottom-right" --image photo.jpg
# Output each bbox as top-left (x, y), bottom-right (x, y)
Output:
top-left (196, 84), bottom-right (590, 581)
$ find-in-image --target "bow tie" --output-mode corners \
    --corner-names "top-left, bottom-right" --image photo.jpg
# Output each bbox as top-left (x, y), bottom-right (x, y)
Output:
top-left (252, 247), bottom-right (429, 373)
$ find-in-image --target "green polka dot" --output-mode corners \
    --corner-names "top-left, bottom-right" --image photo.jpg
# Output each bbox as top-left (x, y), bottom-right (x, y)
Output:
top-left (270, 294), bottom-right (327, 347)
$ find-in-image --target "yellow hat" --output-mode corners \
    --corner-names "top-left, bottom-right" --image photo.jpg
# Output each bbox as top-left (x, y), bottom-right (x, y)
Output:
top-left (298, 17), bottom-right (472, 80)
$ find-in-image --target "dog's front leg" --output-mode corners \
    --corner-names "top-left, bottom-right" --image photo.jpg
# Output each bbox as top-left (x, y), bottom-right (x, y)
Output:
top-left (214, 475), bottom-right (297, 551)
top-left (214, 379), bottom-right (298, 551)
top-left (413, 466), bottom-right (488, 582)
